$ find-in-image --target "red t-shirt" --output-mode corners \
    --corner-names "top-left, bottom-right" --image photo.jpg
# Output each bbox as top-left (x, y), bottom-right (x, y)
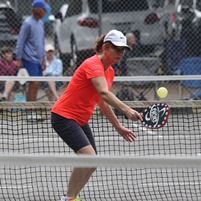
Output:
top-left (51, 55), bottom-right (114, 126)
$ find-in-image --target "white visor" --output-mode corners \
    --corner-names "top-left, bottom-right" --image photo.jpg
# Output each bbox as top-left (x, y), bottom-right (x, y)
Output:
top-left (103, 29), bottom-right (130, 49)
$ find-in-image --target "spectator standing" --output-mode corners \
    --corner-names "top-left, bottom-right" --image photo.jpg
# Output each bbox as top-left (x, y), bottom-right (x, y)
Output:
top-left (43, 43), bottom-right (63, 101)
top-left (0, 46), bottom-right (17, 101)
top-left (15, 0), bottom-right (47, 101)
top-left (125, 32), bottom-right (137, 56)
top-left (114, 32), bottom-right (136, 102)
top-left (113, 32), bottom-right (136, 75)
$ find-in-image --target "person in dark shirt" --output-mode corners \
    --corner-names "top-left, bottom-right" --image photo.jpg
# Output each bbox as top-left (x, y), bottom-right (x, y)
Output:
top-left (0, 46), bottom-right (17, 101)
top-left (0, 46), bottom-right (17, 76)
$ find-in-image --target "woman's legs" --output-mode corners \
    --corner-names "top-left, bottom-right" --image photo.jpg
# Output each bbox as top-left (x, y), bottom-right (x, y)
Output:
top-left (51, 113), bottom-right (97, 199)
top-left (67, 145), bottom-right (96, 199)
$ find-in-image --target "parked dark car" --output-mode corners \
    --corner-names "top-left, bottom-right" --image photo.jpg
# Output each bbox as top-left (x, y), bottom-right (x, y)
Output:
top-left (176, 0), bottom-right (201, 56)
top-left (0, 2), bottom-right (22, 50)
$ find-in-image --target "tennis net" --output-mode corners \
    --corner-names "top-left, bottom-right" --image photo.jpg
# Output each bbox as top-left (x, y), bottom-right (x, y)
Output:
top-left (0, 101), bottom-right (201, 200)
top-left (1, 100), bottom-right (201, 155)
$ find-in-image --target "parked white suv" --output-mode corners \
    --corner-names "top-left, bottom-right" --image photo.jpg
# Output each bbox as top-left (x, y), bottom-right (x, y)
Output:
top-left (54, 0), bottom-right (165, 66)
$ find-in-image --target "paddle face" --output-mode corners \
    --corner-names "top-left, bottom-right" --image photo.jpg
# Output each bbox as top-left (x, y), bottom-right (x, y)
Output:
top-left (142, 103), bottom-right (170, 129)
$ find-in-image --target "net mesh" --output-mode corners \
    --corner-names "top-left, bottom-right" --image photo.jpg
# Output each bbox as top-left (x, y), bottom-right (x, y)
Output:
top-left (0, 101), bottom-right (201, 201)
top-left (1, 166), bottom-right (200, 201)
top-left (1, 101), bottom-right (201, 155)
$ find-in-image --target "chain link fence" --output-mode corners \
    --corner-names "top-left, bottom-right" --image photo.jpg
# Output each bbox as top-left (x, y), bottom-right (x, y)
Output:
top-left (0, 0), bottom-right (201, 101)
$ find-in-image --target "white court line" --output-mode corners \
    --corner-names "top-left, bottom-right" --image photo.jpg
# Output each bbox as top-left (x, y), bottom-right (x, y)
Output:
top-left (1, 181), bottom-right (200, 190)
top-left (1, 133), bottom-right (201, 141)
top-left (3, 134), bottom-right (200, 141)
top-left (0, 185), bottom-right (33, 189)
top-left (133, 181), bottom-right (201, 188)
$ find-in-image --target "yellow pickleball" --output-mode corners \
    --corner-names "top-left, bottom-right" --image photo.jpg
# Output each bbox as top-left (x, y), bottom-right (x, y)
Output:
top-left (157, 87), bottom-right (168, 98)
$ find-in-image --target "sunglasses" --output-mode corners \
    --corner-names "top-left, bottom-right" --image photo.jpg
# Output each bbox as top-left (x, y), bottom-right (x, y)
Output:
top-left (111, 44), bottom-right (126, 53)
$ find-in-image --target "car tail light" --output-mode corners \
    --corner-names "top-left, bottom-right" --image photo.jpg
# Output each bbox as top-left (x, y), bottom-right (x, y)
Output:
top-left (144, 12), bottom-right (160, 24)
top-left (170, 12), bottom-right (177, 23)
top-left (10, 28), bottom-right (19, 35)
top-left (78, 17), bottom-right (99, 28)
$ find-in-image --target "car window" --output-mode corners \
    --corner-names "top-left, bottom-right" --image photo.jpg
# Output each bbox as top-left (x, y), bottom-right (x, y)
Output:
top-left (66, 0), bottom-right (82, 17)
top-left (88, 0), bottom-right (149, 13)
top-left (196, 0), bottom-right (201, 11)
top-left (0, 7), bottom-right (21, 29)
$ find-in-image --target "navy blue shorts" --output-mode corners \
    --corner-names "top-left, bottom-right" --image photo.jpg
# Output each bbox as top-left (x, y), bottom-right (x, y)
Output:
top-left (51, 112), bottom-right (97, 153)
top-left (22, 59), bottom-right (42, 76)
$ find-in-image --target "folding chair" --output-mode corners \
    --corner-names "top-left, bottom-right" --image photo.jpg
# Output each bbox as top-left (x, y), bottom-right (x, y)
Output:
top-left (161, 38), bottom-right (186, 75)
top-left (177, 57), bottom-right (201, 99)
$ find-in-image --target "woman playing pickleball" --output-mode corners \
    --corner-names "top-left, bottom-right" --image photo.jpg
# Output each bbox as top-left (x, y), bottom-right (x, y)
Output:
top-left (51, 29), bottom-right (143, 201)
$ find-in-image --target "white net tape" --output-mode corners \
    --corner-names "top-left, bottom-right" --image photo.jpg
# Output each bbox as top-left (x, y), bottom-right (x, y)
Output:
top-left (1, 153), bottom-right (201, 168)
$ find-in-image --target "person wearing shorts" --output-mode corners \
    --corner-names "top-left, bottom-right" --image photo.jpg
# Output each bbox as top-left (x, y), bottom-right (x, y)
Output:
top-left (51, 29), bottom-right (143, 201)
top-left (15, 0), bottom-right (47, 101)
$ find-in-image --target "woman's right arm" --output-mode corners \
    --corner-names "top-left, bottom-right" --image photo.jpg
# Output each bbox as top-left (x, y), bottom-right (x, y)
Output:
top-left (91, 76), bottom-right (142, 121)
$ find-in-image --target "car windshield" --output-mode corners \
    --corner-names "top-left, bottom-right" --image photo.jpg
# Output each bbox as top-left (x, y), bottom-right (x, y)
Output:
top-left (88, 0), bottom-right (149, 13)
